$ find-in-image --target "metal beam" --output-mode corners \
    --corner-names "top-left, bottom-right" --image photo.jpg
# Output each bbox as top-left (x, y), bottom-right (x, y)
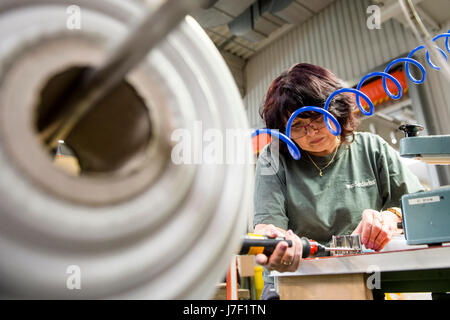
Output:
top-left (380, 0), bottom-right (440, 31)
top-left (379, 0), bottom-right (425, 24)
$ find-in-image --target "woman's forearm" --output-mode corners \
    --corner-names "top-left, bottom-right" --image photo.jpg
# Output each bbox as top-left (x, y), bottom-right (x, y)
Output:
top-left (254, 224), bottom-right (287, 237)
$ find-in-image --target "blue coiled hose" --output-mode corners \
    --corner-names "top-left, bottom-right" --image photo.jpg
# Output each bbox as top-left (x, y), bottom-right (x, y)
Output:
top-left (252, 30), bottom-right (450, 160)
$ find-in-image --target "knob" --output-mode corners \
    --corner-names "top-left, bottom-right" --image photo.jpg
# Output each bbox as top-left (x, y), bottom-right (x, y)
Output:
top-left (398, 124), bottom-right (424, 137)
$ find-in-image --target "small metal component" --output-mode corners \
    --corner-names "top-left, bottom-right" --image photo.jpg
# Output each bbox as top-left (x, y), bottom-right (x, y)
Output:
top-left (398, 124), bottom-right (424, 137)
top-left (330, 234), bottom-right (362, 256)
top-left (323, 246), bottom-right (360, 253)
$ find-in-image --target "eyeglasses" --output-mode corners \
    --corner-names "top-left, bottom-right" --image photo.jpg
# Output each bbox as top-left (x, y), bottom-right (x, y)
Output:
top-left (288, 116), bottom-right (327, 139)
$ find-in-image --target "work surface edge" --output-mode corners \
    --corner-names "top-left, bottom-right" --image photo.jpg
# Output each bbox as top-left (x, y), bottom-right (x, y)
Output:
top-left (271, 246), bottom-right (450, 277)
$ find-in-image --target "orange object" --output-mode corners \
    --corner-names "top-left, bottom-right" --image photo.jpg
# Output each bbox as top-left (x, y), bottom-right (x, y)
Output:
top-left (356, 70), bottom-right (408, 112)
top-left (252, 132), bottom-right (271, 155)
top-left (226, 256), bottom-right (238, 300)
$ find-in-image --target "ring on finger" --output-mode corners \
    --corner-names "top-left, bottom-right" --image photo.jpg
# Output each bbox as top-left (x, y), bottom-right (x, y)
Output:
top-left (282, 260), bottom-right (292, 266)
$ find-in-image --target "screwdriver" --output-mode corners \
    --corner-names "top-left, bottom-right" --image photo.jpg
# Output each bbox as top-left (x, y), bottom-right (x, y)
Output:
top-left (301, 238), bottom-right (360, 257)
top-left (239, 234), bottom-right (359, 258)
top-left (239, 234), bottom-right (293, 256)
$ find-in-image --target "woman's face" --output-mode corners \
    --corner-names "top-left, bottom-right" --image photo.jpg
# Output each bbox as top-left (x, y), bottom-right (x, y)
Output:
top-left (287, 115), bottom-right (339, 156)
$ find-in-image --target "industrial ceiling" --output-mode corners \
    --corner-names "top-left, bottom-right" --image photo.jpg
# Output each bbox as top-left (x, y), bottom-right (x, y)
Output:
top-left (192, 0), bottom-right (336, 60)
top-left (193, 0), bottom-right (450, 61)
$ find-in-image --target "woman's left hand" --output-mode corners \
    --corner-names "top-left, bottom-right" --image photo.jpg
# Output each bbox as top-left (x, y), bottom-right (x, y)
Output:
top-left (352, 209), bottom-right (399, 251)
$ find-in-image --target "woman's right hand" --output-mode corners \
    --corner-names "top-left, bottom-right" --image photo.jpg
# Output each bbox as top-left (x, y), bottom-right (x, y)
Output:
top-left (253, 224), bottom-right (303, 272)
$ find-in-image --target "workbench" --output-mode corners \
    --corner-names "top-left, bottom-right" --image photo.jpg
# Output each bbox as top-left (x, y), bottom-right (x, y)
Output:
top-left (271, 244), bottom-right (450, 300)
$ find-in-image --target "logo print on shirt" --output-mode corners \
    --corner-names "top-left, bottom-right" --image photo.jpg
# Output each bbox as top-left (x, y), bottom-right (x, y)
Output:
top-left (346, 179), bottom-right (376, 189)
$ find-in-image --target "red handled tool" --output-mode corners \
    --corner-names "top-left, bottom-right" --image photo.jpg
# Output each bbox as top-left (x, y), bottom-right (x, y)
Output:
top-left (240, 234), bottom-right (359, 258)
top-left (300, 238), bottom-right (359, 257)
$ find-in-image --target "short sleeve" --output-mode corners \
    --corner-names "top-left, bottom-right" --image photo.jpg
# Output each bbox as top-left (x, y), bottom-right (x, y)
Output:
top-left (253, 147), bottom-right (289, 230)
top-left (377, 137), bottom-right (424, 209)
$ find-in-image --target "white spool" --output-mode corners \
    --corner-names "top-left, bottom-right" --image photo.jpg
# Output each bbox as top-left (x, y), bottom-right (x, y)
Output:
top-left (0, 0), bottom-right (253, 299)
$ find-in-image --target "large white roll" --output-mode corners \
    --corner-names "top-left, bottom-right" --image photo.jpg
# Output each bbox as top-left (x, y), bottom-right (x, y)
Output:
top-left (0, 0), bottom-right (253, 299)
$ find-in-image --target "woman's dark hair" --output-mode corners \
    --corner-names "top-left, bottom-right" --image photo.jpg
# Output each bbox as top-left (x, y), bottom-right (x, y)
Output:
top-left (260, 63), bottom-right (359, 154)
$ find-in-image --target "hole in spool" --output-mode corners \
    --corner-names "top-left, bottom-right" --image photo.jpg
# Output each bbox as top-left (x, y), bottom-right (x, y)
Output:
top-left (34, 66), bottom-right (153, 176)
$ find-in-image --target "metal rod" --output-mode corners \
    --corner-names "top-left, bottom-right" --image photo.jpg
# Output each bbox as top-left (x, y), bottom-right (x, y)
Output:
top-left (45, 0), bottom-right (204, 149)
top-left (324, 247), bottom-right (360, 252)
top-left (398, 0), bottom-right (450, 82)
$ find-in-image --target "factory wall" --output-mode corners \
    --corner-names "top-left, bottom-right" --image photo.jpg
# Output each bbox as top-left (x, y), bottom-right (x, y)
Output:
top-left (244, 0), bottom-right (420, 129)
top-left (221, 50), bottom-right (246, 97)
top-left (412, 37), bottom-right (450, 136)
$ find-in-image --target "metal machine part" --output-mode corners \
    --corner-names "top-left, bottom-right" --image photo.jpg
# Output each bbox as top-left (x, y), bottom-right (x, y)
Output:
top-left (399, 135), bottom-right (450, 164)
top-left (401, 188), bottom-right (450, 245)
top-left (330, 234), bottom-right (362, 256)
top-left (399, 139), bottom-right (450, 246)
top-left (399, 124), bottom-right (450, 164)
top-left (0, 0), bottom-right (253, 299)
top-left (398, 125), bottom-right (450, 245)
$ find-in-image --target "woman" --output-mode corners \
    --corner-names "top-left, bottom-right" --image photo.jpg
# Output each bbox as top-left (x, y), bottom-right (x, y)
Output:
top-left (253, 63), bottom-right (423, 299)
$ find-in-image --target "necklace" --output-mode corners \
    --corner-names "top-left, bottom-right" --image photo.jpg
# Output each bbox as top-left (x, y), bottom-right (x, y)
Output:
top-left (305, 144), bottom-right (339, 177)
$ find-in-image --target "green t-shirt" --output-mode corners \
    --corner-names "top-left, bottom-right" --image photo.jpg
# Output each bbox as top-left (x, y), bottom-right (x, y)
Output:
top-left (254, 132), bottom-right (424, 284)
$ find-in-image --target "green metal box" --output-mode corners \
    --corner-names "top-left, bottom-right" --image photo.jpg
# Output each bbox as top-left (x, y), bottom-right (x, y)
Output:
top-left (401, 187), bottom-right (450, 245)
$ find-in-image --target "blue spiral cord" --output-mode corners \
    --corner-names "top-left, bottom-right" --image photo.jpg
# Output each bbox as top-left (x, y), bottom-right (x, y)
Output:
top-left (252, 30), bottom-right (450, 160)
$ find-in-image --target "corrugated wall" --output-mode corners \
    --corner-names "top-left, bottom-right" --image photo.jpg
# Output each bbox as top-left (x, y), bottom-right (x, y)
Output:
top-left (417, 18), bottom-right (450, 137)
top-left (244, 0), bottom-right (420, 129)
top-left (221, 50), bottom-right (246, 97)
